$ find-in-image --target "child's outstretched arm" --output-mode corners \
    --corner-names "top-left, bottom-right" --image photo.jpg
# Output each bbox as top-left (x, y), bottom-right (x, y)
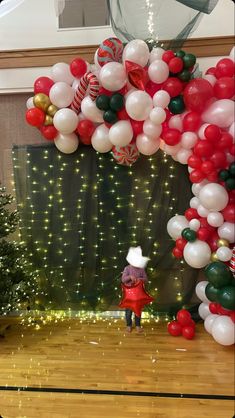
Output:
top-left (121, 266), bottom-right (132, 284)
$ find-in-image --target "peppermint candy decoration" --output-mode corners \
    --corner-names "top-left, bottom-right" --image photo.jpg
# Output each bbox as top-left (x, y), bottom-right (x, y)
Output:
top-left (71, 71), bottom-right (99, 114)
top-left (97, 37), bottom-right (123, 67)
top-left (112, 143), bottom-right (139, 166)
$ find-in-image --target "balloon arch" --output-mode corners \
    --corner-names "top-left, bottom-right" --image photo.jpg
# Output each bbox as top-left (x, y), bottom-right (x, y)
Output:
top-left (25, 38), bottom-right (235, 346)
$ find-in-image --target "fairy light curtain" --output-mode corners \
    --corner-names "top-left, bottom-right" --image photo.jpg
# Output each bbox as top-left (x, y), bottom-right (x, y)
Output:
top-left (13, 144), bottom-right (198, 313)
top-left (107, 0), bottom-right (218, 48)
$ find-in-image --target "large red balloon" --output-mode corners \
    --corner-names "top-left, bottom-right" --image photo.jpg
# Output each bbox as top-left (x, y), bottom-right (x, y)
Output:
top-left (215, 58), bottom-right (235, 78)
top-left (210, 151), bottom-right (227, 169)
top-left (216, 133), bottom-right (233, 151)
top-left (183, 111), bottom-right (201, 132)
top-left (172, 247), bottom-right (183, 258)
top-left (184, 208), bottom-right (199, 220)
top-left (25, 108), bottom-right (45, 127)
top-left (197, 227), bottom-right (211, 241)
top-left (162, 128), bottom-right (181, 145)
top-left (77, 119), bottom-right (95, 137)
top-left (40, 125), bottom-right (58, 140)
top-left (200, 160), bottom-right (215, 175)
top-left (175, 238), bottom-right (187, 251)
top-left (193, 140), bottom-right (213, 158)
top-left (183, 78), bottom-right (214, 113)
top-left (34, 76), bottom-right (54, 95)
top-left (214, 77), bottom-right (235, 99)
top-left (176, 309), bottom-right (191, 326)
top-left (70, 58), bottom-right (87, 78)
top-left (167, 320), bottom-right (182, 336)
top-left (221, 204), bottom-right (235, 222)
top-left (188, 154), bottom-right (202, 169)
top-left (119, 280), bottom-right (154, 317)
top-left (182, 326), bottom-right (195, 339)
top-left (189, 169), bottom-right (205, 183)
top-left (204, 124), bottom-right (221, 142)
top-left (162, 77), bottom-right (183, 97)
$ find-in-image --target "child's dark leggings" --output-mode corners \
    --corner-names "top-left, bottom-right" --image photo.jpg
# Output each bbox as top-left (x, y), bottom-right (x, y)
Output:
top-left (125, 309), bottom-right (141, 327)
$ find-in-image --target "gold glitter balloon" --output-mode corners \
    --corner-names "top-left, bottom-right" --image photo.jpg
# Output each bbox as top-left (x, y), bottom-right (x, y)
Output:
top-left (33, 93), bottom-right (51, 112)
top-left (217, 239), bottom-right (229, 247)
top-left (47, 104), bottom-right (58, 117)
top-left (44, 115), bottom-right (53, 125)
top-left (211, 252), bottom-right (219, 262)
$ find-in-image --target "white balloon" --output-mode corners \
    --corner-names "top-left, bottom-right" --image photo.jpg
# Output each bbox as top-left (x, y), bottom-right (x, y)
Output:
top-left (197, 204), bottom-right (210, 217)
top-left (150, 47), bottom-right (164, 63)
top-left (183, 240), bottom-right (211, 268)
top-left (207, 212), bottom-right (224, 227)
top-left (216, 246), bottom-right (233, 262)
top-left (190, 197), bottom-right (200, 209)
top-left (188, 167), bottom-right (193, 173)
top-left (198, 302), bottom-right (211, 320)
top-left (99, 62), bottom-right (127, 91)
top-left (94, 49), bottom-right (101, 69)
top-left (199, 183), bottom-right (229, 211)
top-left (53, 108), bottom-right (78, 134)
top-left (126, 90), bottom-right (153, 121)
top-left (49, 82), bottom-right (74, 108)
top-left (204, 314), bottom-right (219, 334)
top-left (228, 122), bottom-right (235, 141)
top-left (167, 215), bottom-right (189, 240)
top-left (168, 115), bottom-right (183, 132)
top-left (148, 60), bottom-right (169, 84)
top-left (176, 148), bottom-right (192, 164)
top-left (26, 96), bottom-right (35, 109)
top-left (54, 132), bottom-right (79, 154)
top-left (72, 78), bottom-right (81, 91)
top-left (143, 119), bottom-right (162, 138)
top-left (159, 141), bottom-right (181, 156)
top-left (109, 120), bottom-right (133, 146)
top-left (136, 134), bottom-right (160, 155)
top-left (191, 180), bottom-right (209, 197)
top-left (203, 74), bottom-right (216, 87)
top-left (189, 218), bottom-right (200, 231)
top-left (218, 222), bottom-right (235, 243)
top-left (149, 107), bottom-right (166, 125)
top-left (229, 46), bottom-right (235, 62)
top-left (81, 96), bottom-right (104, 123)
top-left (198, 123), bottom-right (210, 140)
top-left (153, 90), bottom-right (170, 108)
top-left (212, 316), bottom-right (235, 346)
top-left (180, 132), bottom-right (198, 149)
top-left (226, 151), bottom-right (235, 163)
top-left (202, 99), bottom-right (235, 128)
top-left (91, 124), bottom-right (112, 153)
top-left (51, 62), bottom-right (74, 85)
top-left (195, 281), bottom-right (210, 303)
top-left (122, 39), bottom-right (149, 67)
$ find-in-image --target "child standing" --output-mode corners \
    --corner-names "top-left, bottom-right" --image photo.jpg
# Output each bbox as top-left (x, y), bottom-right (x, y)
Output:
top-left (121, 246), bottom-right (150, 333)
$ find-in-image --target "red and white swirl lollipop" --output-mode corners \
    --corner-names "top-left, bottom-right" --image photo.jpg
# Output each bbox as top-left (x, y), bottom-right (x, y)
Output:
top-left (97, 37), bottom-right (123, 67)
top-left (112, 143), bottom-right (139, 166)
top-left (71, 71), bottom-right (99, 114)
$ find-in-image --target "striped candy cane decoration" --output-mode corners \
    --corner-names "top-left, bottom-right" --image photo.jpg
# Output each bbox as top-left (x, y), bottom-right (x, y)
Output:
top-left (229, 246), bottom-right (235, 276)
top-left (71, 71), bottom-right (100, 114)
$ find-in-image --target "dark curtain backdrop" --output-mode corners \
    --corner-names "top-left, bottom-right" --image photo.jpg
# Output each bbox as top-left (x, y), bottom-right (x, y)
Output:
top-left (13, 144), bottom-right (198, 314)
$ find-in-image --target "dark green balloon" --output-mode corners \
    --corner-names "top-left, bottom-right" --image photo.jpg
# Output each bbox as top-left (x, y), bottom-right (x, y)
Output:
top-left (178, 69), bottom-right (191, 82)
top-left (205, 283), bottom-right (220, 302)
top-left (225, 177), bottom-right (235, 190)
top-left (103, 109), bottom-right (118, 124)
top-left (110, 93), bottom-right (124, 111)
top-left (183, 53), bottom-right (196, 69)
top-left (96, 94), bottom-right (110, 111)
top-left (168, 96), bottom-right (185, 114)
top-left (184, 229), bottom-right (197, 242)
top-left (229, 162), bottom-right (235, 177)
top-left (219, 169), bottom-right (230, 181)
top-left (218, 286), bottom-right (235, 310)
top-left (204, 261), bottom-right (232, 288)
top-left (175, 50), bottom-right (185, 58)
top-left (181, 227), bottom-right (190, 239)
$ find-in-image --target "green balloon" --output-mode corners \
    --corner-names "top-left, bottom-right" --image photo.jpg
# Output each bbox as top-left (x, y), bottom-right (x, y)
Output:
top-left (218, 286), bottom-right (235, 310)
top-left (219, 169), bottom-right (230, 181)
top-left (168, 96), bottom-right (185, 114)
top-left (205, 283), bottom-right (220, 302)
top-left (225, 177), bottom-right (235, 190)
top-left (96, 94), bottom-right (110, 111)
top-left (181, 227), bottom-right (190, 239)
top-left (103, 109), bottom-right (118, 124)
top-left (175, 50), bottom-right (185, 58)
top-left (110, 93), bottom-right (124, 111)
top-left (204, 261), bottom-right (232, 288)
top-left (183, 53), bottom-right (196, 69)
top-left (184, 229), bottom-right (197, 242)
top-left (178, 69), bottom-right (191, 82)
top-left (229, 162), bottom-right (235, 177)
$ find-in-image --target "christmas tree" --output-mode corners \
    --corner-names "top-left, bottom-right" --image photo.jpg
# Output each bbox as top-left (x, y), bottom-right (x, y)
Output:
top-left (0, 187), bottom-right (39, 315)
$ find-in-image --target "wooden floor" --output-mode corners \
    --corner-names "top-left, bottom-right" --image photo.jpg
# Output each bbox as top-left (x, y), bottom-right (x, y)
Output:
top-left (0, 317), bottom-right (234, 418)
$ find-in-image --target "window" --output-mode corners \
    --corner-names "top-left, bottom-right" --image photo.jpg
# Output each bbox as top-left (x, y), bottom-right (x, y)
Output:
top-left (58, 0), bottom-right (110, 29)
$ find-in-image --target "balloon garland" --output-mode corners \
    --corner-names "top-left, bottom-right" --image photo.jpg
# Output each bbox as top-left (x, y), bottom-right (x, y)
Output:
top-left (25, 38), bottom-right (235, 344)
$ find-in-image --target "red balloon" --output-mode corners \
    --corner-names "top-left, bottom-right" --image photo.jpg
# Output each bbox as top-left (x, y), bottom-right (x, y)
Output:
top-left (167, 320), bottom-right (182, 336)
top-left (206, 170), bottom-right (218, 182)
top-left (162, 129), bottom-right (181, 145)
top-left (162, 77), bottom-right (183, 97)
top-left (205, 67), bottom-right (216, 76)
top-left (207, 231), bottom-right (219, 252)
top-left (77, 119), bottom-right (95, 137)
top-left (217, 304), bottom-right (231, 316)
top-left (229, 144), bottom-right (235, 157)
top-left (40, 125), bottom-right (58, 140)
top-left (182, 326), bottom-right (195, 339)
top-left (189, 169), bottom-right (205, 183)
top-left (197, 227), bottom-right (211, 241)
top-left (209, 302), bottom-right (219, 314)
top-left (130, 120), bottom-right (144, 137)
top-left (145, 80), bottom-right (162, 97)
top-left (188, 318), bottom-right (196, 329)
top-left (175, 238), bottom-right (187, 251)
top-left (199, 217), bottom-right (213, 229)
top-left (215, 58), bottom-right (235, 78)
top-left (204, 124), bottom-right (221, 142)
top-left (183, 78), bottom-right (214, 113)
top-left (216, 132), bottom-right (233, 151)
top-left (183, 111), bottom-right (201, 132)
top-left (184, 208), bottom-right (199, 220)
top-left (34, 76), bottom-right (54, 95)
top-left (200, 160), bottom-right (215, 175)
top-left (117, 108), bottom-right (129, 120)
top-left (230, 311), bottom-right (235, 323)
top-left (119, 280), bottom-right (154, 317)
top-left (172, 247), bottom-right (183, 258)
top-left (25, 108), bottom-right (45, 127)
top-left (194, 140), bottom-right (213, 158)
top-left (70, 58), bottom-right (87, 78)
top-left (188, 154), bottom-right (202, 169)
top-left (214, 77), bottom-right (235, 99)
top-left (80, 136), bottom-right (92, 145)
top-left (168, 57), bottom-right (184, 74)
top-left (162, 50), bottom-right (175, 63)
top-left (221, 204), bottom-right (235, 223)
top-left (211, 151), bottom-right (227, 169)
top-left (176, 309), bottom-right (191, 326)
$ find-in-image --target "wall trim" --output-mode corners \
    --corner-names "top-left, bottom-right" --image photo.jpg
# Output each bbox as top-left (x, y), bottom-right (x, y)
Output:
top-left (0, 36), bottom-right (234, 69)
